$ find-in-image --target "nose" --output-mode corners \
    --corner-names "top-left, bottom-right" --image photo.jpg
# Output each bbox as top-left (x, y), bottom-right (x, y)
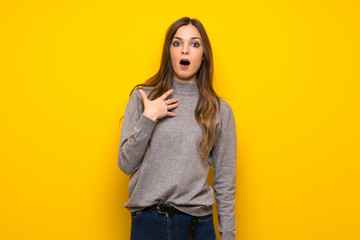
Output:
top-left (182, 45), bottom-right (189, 55)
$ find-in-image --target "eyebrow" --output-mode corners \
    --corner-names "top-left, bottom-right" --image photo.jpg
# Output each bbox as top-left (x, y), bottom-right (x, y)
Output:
top-left (173, 36), bottom-right (202, 41)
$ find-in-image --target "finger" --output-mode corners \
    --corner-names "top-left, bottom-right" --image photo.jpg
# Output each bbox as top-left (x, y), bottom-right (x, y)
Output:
top-left (167, 112), bottom-right (177, 117)
top-left (164, 98), bottom-right (178, 105)
top-left (138, 89), bottom-right (148, 102)
top-left (160, 89), bottom-right (174, 100)
top-left (167, 102), bottom-right (179, 110)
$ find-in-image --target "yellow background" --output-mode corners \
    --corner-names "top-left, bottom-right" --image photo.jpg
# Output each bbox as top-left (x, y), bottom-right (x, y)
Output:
top-left (1, 0), bottom-right (359, 239)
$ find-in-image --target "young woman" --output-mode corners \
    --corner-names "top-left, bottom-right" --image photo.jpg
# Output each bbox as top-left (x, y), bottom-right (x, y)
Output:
top-left (118, 17), bottom-right (237, 240)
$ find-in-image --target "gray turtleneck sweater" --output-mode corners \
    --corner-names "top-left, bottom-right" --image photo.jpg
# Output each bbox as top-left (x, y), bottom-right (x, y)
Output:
top-left (118, 79), bottom-right (237, 239)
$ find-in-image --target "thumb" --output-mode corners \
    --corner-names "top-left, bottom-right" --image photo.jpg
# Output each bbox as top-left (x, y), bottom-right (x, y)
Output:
top-left (138, 89), bottom-right (148, 102)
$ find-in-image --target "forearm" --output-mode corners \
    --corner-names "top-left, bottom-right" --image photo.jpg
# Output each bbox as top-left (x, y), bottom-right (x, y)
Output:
top-left (215, 177), bottom-right (236, 240)
top-left (118, 113), bottom-right (157, 175)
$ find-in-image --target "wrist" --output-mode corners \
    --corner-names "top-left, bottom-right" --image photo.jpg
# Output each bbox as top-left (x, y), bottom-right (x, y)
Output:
top-left (143, 111), bottom-right (157, 122)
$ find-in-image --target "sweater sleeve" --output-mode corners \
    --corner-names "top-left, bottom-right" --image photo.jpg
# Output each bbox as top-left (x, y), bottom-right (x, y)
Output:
top-left (118, 89), bottom-right (157, 175)
top-left (211, 103), bottom-right (237, 240)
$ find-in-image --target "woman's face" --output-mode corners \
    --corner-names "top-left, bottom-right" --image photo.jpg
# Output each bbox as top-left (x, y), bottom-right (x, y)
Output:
top-left (170, 24), bottom-right (204, 83)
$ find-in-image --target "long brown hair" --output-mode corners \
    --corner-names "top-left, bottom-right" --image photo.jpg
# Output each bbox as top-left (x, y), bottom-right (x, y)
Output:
top-left (120, 17), bottom-right (221, 164)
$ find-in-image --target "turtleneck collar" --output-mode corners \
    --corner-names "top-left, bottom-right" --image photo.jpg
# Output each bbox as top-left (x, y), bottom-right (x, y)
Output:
top-left (171, 79), bottom-right (199, 96)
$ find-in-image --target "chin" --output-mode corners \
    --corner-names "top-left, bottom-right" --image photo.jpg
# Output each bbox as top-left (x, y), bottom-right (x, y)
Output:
top-left (175, 72), bottom-right (196, 80)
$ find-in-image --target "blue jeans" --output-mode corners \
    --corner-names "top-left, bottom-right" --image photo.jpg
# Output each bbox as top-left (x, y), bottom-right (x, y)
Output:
top-left (130, 208), bottom-right (216, 240)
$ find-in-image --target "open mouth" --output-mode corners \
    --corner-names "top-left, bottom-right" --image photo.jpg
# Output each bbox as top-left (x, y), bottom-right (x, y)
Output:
top-left (180, 59), bottom-right (190, 66)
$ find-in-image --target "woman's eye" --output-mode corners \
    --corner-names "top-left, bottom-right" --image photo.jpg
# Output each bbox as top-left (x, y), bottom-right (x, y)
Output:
top-left (173, 41), bottom-right (181, 47)
top-left (192, 42), bottom-right (200, 47)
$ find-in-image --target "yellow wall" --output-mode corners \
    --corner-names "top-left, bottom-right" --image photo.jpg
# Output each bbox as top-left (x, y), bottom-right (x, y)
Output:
top-left (1, 0), bottom-right (359, 239)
